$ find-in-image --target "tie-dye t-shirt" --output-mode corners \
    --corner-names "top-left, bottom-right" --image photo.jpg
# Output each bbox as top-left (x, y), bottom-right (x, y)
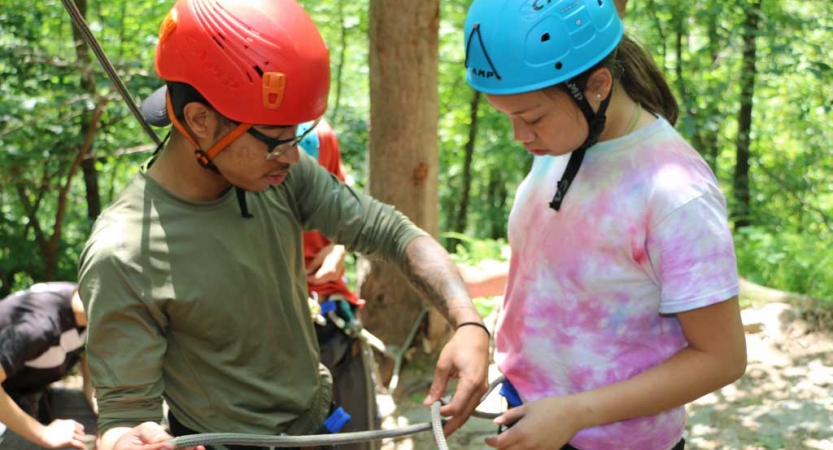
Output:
top-left (495, 118), bottom-right (739, 450)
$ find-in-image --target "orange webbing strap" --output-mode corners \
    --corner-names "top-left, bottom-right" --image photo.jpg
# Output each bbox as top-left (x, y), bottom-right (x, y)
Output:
top-left (165, 91), bottom-right (253, 167)
top-left (204, 122), bottom-right (252, 160)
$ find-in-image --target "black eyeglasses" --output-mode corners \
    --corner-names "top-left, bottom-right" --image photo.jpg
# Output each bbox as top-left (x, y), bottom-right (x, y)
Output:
top-left (247, 118), bottom-right (321, 160)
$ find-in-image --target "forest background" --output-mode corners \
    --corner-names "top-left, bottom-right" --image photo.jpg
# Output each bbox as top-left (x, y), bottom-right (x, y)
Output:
top-left (0, 0), bottom-right (831, 339)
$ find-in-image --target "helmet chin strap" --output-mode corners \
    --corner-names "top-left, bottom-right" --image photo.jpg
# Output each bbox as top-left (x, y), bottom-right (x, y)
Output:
top-left (548, 79), bottom-right (612, 211)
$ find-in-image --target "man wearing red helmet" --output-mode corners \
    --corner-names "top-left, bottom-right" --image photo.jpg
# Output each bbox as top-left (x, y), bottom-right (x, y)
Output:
top-left (77, 1), bottom-right (489, 449)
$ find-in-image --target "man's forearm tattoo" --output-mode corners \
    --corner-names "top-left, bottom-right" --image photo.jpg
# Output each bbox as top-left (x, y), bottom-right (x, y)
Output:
top-left (402, 238), bottom-right (477, 323)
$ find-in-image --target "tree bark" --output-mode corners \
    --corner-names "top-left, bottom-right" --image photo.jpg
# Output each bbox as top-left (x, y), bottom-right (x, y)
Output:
top-left (71, 0), bottom-right (102, 220)
top-left (361, 0), bottom-right (443, 347)
top-left (448, 90), bottom-right (481, 252)
top-left (691, 14), bottom-right (722, 170)
top-left (739, 278), bottom-right (827, 313)
top-left (614, 0), bottom-right (628, 18)
top-left (733, 0), bottom-right (761, 229)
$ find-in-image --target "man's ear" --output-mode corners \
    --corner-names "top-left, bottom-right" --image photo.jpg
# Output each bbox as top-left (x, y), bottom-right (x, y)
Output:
top-left (182, 102), bottom-right (216, 140)
top-left (584, 68), bottom-right (614, 103)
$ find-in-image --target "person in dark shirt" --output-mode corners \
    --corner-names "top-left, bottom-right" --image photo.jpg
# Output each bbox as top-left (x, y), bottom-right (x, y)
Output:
top-left (0, 282), bottom-right (92, 449)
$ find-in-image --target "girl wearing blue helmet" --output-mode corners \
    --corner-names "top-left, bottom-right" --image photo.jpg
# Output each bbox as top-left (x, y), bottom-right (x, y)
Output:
top-left (463, 1), bottom-right (746, 449)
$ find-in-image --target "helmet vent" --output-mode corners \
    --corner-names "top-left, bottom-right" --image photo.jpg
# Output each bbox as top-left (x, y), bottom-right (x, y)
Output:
top-left (541, 33), bottom-right (551, 43)
top-left (555, 62), bottom-right (563, 70)
top-left (211, 35), bottom-right (225, 50)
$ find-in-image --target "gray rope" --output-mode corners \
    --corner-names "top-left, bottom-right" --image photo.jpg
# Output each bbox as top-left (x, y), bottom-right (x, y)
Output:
top-left (430, 401), bottom-right (449, 450)
top-left (167, 401), bottom-right (446, 449)
top-left (469, 374), bottom-right (508, 420)
top-left (59, 0), bottom-right (162, 145)
top-left (166, 376), bottom-right (511, 448)
top-left (168, 423), bottom-right (432, 448)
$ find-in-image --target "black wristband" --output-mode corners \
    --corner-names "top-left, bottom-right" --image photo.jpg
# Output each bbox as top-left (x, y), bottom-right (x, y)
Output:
top-left (456, 321), bottom-right (490, 338)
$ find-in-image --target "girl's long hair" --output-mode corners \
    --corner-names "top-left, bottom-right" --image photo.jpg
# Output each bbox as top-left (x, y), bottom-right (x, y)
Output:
top-left (612, 34), bottom-right (679, 125)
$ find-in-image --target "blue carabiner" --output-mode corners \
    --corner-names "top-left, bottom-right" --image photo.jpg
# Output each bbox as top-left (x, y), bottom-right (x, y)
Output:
top-left (499, 379), bottom-right (523, 408)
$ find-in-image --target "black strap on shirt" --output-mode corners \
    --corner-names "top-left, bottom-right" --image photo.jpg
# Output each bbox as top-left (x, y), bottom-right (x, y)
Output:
top-left (549, 79), bottom-right (612, 211)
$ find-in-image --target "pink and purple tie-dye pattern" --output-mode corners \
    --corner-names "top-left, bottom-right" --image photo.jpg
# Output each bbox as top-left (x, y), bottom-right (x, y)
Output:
top-left (495, 119), bottom-right (739, 450)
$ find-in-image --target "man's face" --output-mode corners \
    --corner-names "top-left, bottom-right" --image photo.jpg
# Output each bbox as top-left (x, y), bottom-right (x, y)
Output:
top-left (212, 121), bottom-right (301, 191)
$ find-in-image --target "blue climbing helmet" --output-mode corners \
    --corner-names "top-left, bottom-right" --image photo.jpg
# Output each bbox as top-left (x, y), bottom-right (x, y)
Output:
top-left (464, 0), bottom-right (624, 95)
top-left (297, 121), bottom-right (321, 160)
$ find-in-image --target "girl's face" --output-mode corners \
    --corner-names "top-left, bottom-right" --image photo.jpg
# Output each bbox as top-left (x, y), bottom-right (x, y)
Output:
top-left (486, 89), bottom-right (588, 157)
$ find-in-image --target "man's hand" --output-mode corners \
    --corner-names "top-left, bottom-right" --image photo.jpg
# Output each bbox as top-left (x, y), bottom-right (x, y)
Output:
top-left (104, 422), bottom-right (205, 450)
top-left (398, 236), bottom-right (490, 434)
top-left (39, 419), bottom-right (86, 449)
top-left (423, 324), bottom-right (490, 436)
top-left (306, 243), bottom-right (347, 285)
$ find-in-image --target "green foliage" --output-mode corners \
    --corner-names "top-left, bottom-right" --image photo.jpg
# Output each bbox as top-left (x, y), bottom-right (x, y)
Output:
top-left (735, 227), bottom-right (833, 303)
top-left (0, 0), bottom-right (831, 317)
top-left (0, 0), bottom-right (166, 294)
top-left (441, 232), bottom-right (509, 267)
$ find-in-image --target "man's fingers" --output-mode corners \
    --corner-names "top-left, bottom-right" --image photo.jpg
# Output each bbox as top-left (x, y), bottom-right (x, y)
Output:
top-left (424, 362), bottom-right (452, 406)
top-left (438, 377), bottom-right (477, 416)
top-left (439, 377), bottom-right (487, 435)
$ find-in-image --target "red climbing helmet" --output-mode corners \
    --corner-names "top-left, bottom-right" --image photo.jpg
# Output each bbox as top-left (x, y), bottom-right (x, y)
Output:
top-left (155, 0), bottom-right (330, 125)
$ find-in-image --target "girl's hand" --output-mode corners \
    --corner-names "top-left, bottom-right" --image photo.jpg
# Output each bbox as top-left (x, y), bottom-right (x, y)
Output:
top-left (484, 396), bottom-right (585, 450)
top-left (306, 243), bottom-right (346, 285)
top-left (40, 419), bottom-right (86, 449)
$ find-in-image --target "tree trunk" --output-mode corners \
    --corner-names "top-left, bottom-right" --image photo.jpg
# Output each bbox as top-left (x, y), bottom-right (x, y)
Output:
top-left (330, 0), bottom-right (348, 126)
top-left (739, 278), bottom-right (827, 313)
top-left (71, 0), bottom-right (102, 219)
top-left (486, 170), bottom-right (508, 240)
top-left (448, 90), bottom-right (481, 252)
top-left (733, 0), bottom-right (761, 229)
top-left (691, 15), bottom-right (722, 170)
top-left (361, 0), bottom-right (442, 348)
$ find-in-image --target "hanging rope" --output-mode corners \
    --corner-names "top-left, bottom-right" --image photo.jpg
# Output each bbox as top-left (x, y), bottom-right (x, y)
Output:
top-left (59, 0), bottom-right (161, 145)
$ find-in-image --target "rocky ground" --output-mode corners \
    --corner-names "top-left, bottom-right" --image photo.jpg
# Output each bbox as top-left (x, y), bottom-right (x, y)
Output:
top-left (45, 302), bottom-right (831, 450)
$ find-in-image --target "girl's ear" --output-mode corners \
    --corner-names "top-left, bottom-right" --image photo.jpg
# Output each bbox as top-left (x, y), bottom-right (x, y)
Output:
top-left (584, 68), bottom-right (614, 102)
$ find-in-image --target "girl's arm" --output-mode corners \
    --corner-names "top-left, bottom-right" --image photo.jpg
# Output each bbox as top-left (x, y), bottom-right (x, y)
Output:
top-left (571, 296), bottom-right (746, 427)
top-left (0, 367), bottom-right (86, 449)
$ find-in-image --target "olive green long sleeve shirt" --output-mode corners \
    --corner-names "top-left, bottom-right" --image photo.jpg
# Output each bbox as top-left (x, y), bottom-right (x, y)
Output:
top-left (78, 153), bottom-right (425, 436)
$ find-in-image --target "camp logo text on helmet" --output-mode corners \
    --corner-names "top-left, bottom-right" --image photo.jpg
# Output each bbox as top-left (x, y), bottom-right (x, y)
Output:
top-left (155, 0), bottom-right (331, 125)
top-left (463, 0), bottom-right (623, 95)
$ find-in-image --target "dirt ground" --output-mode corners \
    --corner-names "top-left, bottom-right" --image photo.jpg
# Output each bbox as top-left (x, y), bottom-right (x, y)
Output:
top-left (43, 302), bottom-right (832, 450)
